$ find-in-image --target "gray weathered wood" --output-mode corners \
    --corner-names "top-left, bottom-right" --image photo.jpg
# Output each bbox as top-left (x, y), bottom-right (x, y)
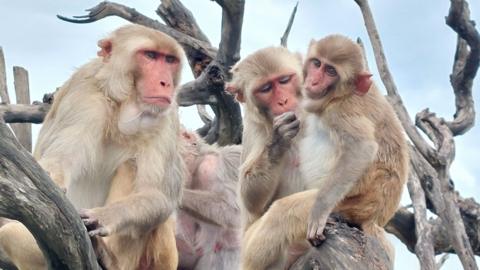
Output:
top-left (0, 122), bottom-right (100, 270)
top-left (0, 47), bottom-right (9, 104)
top-left (0, 102), bottom-right (51, 124)
top-left (290, 218), bottom-right (392, 270)
top-left (10, 66), bottom-right (32, 152)
top-left (407, 169), bottom-right (436, 270)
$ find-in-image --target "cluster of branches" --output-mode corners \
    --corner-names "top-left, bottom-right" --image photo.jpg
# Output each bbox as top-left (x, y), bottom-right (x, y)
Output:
top-left (0, 0), bottom-right (479, 269)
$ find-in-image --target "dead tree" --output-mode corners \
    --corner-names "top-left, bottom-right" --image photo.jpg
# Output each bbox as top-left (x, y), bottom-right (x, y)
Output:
top-left (0, 0), bottom-right (479, 269)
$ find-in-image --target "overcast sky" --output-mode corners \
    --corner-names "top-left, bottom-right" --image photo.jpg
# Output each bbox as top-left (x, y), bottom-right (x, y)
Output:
top-left (1, 0), bottom-right (479, 269)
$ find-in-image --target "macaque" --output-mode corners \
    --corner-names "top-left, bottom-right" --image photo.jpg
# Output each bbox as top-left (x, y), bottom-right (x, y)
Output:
top-left (176, 130), bottom-right (241, 270)
top-left (227, 46), bottom-right (307, 269)
top-left (231, 37), bottom-right (408, 270)
top-left (300, 35), bottom-right (408, 249)
top-left (0, 24), bottom-right (186, 270)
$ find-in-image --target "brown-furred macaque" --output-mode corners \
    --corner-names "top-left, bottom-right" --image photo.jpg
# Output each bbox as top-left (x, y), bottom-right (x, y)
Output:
top-left (227, 46), bottom-right (304, 231)
top-left (227, 46), bottom-right (307, 269)
top-left (0, 24), bottom-right (186, 270)
top-left (232, 37), bottom-right (408, 270)
top-left (176, 130), bottom-right (241, 270)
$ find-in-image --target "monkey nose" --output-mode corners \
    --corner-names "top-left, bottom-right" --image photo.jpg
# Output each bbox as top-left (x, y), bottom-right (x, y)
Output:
top-left (160, 80), bottom-right (171, 87)
top-left (278, 98), bottom-right (288, 106)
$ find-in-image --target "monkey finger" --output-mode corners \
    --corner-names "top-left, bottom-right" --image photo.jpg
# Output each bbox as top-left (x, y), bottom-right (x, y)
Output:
top-left (274, 111), bottom-right (296, 126)
top-left (83, 218), bottom-right (100, 231)
top-left (308, 233), bottom-right (326, 247)
top-left (88, 227), bottom-right (109, 237)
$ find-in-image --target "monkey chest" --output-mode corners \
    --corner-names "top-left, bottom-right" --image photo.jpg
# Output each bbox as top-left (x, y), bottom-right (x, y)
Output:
top-left (299, 117), bottom-right (337, 189)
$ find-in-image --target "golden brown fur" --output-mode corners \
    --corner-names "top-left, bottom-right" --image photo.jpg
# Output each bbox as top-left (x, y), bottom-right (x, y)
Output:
top-left (235, 37), bottom-right (408, 270)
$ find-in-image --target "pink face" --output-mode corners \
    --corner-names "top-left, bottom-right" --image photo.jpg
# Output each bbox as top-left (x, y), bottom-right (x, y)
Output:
top-left (253, 73), bottom-right (300, 117)
top-left (135, 50), bottom-right (180, 109)
top-left (304, 58), bottom-right (339, 99)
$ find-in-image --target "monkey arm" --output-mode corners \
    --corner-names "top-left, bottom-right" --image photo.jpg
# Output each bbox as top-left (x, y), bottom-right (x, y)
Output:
top-left (312, 137), bottom-right (378, 214)
top-left (307, 136), bottom-right (377, 244)
top-left (86, 189), bottom-right (177, 236)
top-left (181, 189), bottom-right (240, 228)
top-left (239, 148), bottom-right (284, 218)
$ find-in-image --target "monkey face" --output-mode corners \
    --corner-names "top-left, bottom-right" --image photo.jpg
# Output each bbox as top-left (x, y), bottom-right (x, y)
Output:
top-left (252, 72), bottom-right (300, 117)
top-left (304, 58), bottom-right (339, 100)
top-left (134, 49), bottom-right (181, 112)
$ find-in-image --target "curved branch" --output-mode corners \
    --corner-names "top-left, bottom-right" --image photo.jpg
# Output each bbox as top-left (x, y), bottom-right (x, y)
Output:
top-left (156, 0), bottom-right (210, 43)
top-left (0, 123), bottom-right (100, 269)
top-left (386, 198), bottom-right (480, 257)
top-left (445, 0), bottom-right (479, 135)
top-left (57, 1), bottom-right (216, 61)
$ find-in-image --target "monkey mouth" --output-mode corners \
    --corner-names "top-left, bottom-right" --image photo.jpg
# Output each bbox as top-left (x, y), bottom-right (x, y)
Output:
top-left (142, 96), bottom-right (172, 106)
top-left (305, 86), bottom-right (331, 100)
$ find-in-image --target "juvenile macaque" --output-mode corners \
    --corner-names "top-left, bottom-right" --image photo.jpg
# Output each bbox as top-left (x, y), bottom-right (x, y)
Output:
top-left (227, 46), bottom-right (304, 231)
top-left (301, 35), bottom-right (407, 249)
top-left (232, 37), bottom-right (408, 270)
top-left (176, 130), bottom-right (241, 270)
top-left (0, 24), bottom-right (186, 270)
top-left (227, 46), bottom-right (307, 269)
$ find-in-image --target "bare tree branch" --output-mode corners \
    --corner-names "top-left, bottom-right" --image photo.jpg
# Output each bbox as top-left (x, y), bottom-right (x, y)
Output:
top-left (445, 0), bottom-right (479, 135)
top-left (0, 48), bottom-right (9, 104)
top-left (0, 122), bottom-right (100, 270)
top-left (407, 169), bottom-right (436, 270)
top-left (0, 103), bottom-right (50, 124)
top-left (386, 196), bottom-right (480, 257)
top-left (356, 37), bottom-right (370, 72)
top-left (280, 2), bottom-right (299, 47)
top-left (156, 0), bottom-right (210, 44)
top-left (10, 66), bottom-right (32, 151)
top-left (57, 1), bottom-right (216, 61)
top-left (353, 0), bottom-right (439, 166)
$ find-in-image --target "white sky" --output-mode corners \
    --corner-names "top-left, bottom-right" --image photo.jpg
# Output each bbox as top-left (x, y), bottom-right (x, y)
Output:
top-left (1, 0), bottom-right (479, 269)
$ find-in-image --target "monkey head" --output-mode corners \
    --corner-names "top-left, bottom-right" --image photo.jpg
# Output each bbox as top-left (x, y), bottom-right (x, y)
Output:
top-left (227, 46), bottom-right (303, 123)
top-left (303, 35), bottom-right (372, 112)
top-left (96, 24), bottom-right (185, 115)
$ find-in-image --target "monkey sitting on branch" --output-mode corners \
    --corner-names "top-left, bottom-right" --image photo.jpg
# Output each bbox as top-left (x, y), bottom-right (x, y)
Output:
top-left (229, 37), bottom-right (407, 270)
top-left (0, 24), bottom-right (187, 270)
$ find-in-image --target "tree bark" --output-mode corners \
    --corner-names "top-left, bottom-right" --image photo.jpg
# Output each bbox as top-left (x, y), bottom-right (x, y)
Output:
top-left (0, 122), bottom-right (100, 270)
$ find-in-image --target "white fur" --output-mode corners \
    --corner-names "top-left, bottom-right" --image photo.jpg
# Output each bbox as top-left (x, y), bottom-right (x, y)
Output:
top-left (299, 114), bottom-right (337, 190)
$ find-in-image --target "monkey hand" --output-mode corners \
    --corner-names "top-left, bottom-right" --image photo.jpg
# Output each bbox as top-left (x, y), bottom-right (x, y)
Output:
top-left (269, 112), bottom-right (300, 162)
top-left (306, 207), bottom-right (329, 247)
top-left (79, 209), bottom-right (111, 237)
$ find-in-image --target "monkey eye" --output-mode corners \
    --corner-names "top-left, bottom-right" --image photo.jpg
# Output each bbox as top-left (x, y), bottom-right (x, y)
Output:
top-left (278, 75), bottom-right (292, 84)
top-left (311, 58), bottom-right (321, 68)
top-left (325, 65), bottom-right (337, 77)
top-left (144, 51), bottom-right (159, 60)
top-left (165, 54), bottom-right (177, 64)
top-left (258, 82), bottom-right (273, 93)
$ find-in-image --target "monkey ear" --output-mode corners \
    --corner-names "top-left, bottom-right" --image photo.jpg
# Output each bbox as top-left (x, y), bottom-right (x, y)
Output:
top-left (225, 84), bottom-right (245, 103)
top-left (181, 131), bottom-right (192, 140)
top-left (354, 72), bottom-right (373, 96)
top-left (97, 39), bottom-right (113, 60)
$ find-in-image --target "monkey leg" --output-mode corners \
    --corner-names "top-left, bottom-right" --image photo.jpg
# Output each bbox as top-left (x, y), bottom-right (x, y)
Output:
top-left (0, 221), bottom-right (46, 270)
top-left (241, 189), bottom-right (317, 270)
top-left (145, 216), bottom-right (178, 270)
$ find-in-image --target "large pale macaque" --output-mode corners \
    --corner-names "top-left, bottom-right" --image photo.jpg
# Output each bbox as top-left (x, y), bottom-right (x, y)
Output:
top-left (176, 130), bottom-right (241, 270)
top-left (0, 24), bottom-right (186, 270)
top-left (231, 37), bottom-right (408, 270)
